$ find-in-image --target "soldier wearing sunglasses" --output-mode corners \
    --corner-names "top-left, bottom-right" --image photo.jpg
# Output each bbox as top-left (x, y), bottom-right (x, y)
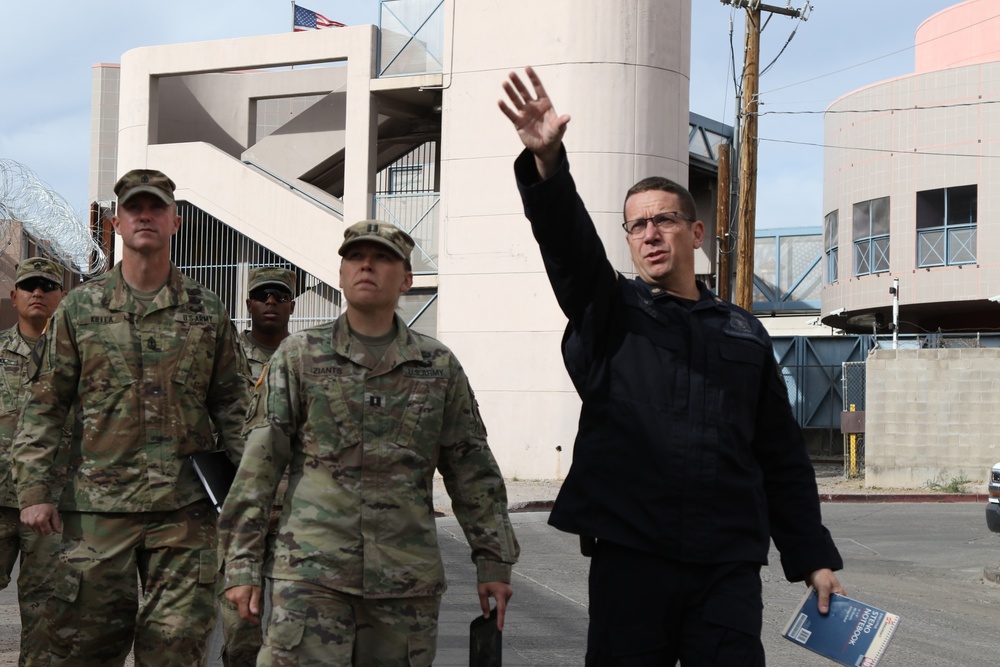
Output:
top-left (241, 268), bottom-right (296, 384)
top-left (0, 257), bottom-right (66, 665)
top-left (219, 266), bottom-right (296, 667)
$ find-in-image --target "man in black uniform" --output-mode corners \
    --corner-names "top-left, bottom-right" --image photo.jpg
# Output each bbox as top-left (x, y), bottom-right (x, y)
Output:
top-left (499, 67), bottom-right (844, 666)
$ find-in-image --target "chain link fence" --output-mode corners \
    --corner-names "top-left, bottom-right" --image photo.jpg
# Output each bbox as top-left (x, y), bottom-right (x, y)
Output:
top-left (841, 361), bottom-right (866, 478)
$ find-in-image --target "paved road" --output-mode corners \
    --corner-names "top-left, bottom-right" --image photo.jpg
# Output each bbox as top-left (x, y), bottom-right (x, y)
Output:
top-left (432, 504), bottom-right (1000, 667)
top-left (1, 503), bottom-right (998, 666)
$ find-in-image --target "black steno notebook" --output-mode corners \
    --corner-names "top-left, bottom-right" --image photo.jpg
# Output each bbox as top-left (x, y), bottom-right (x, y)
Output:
top-left (191, 450), bottom-right (237, 513)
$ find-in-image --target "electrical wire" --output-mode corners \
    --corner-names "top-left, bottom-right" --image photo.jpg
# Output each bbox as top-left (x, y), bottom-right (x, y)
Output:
top-left (760, 11), bottom-right (1000, 97)
top-left (758, 98), bottom-right (1000, 117)
top-left (760, 136), bottom-right (1000, 159)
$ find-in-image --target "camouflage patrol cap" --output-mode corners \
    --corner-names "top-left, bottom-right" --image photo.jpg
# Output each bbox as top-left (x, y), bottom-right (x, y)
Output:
top-left (248, 267), bottom-right (296, 295)
top-left (113, 169), bottom-right (176, 206)
top-left (338, 220), bottom-right (414, 262)
top-left (15, 257), bottom-right (64, 287)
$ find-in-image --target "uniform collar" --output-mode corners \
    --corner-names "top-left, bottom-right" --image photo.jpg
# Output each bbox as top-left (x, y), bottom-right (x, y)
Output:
top-left (635, 278), bottom-right (721, 306)
top-left (103, 262), bottom-right (188, 313)
top-left (331, 312), bottom-right (424, 370)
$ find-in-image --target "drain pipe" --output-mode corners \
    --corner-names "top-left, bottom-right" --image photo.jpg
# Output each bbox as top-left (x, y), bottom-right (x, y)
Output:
top-left (890, 277), bottom-right (899, 349)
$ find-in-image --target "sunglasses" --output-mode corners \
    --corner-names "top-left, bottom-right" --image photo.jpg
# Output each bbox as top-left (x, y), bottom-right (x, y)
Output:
top-left (249, 288), bottom-right (292, 303)
top-left (17, 278), bottom-right (61, 293)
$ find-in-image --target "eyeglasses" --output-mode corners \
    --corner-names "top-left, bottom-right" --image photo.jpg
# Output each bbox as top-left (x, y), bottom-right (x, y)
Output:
top-left (16, 278), bottom-right (61, 293)
top-left (621, 211), bottom-right (693, 237)
top-left (249, 288), bottom-right (292, 303)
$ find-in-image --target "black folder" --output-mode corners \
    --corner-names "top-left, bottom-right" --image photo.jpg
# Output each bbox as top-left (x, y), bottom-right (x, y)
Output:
top-left (469, 609), bottom-right (501, 667)
top-left (191, 450), bottom-right (237, 513)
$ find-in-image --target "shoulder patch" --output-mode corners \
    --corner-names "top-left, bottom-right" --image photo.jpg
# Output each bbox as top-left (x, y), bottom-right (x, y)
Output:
top-left (723, 311), bottom-right (765, 345)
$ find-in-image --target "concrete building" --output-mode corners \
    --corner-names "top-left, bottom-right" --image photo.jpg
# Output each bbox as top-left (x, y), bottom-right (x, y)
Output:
top-left (821, 0), bottom-right (1000, 335)
top-left (90, 0), bottom-right (711, 480)
top-left (820, 0), bottom-right (1000, 488)
top-left (89, 0), bottom-right (847, 481)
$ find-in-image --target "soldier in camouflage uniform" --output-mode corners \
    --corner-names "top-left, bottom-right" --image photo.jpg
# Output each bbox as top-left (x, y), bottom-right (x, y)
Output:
top-left (14, 169), bottom-right (250, 667)
top-left (220, 266), bottom-right (296, 667)
top-left (0, 257), bottom-right (67, 666)
top-left (220, 221), bottom-right (519, 667)
top-left (239, 266), bottom-right (296, 383)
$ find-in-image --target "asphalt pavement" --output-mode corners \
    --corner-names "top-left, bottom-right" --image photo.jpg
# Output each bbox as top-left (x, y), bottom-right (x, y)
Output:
top-left (431, 503), bottom-right (1000, 667)
top-left (1, 493), bottom-right (998, 666)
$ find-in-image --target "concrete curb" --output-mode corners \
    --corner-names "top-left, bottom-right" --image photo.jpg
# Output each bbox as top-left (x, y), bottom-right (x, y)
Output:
top-left (508, 500), bottom-right (554, 513)
top-left (820, 493), bottom-right (988, 503)
top-left (506, 494), bottom-right (989, 513)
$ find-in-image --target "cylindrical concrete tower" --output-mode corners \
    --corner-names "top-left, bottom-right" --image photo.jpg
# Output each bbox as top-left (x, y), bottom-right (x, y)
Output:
top-left (436, 0), bottom-right (692, 478)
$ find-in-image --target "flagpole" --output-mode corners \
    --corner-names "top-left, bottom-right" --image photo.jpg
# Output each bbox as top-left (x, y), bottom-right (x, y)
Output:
top-left (291, 0), bottom-right (296, 32)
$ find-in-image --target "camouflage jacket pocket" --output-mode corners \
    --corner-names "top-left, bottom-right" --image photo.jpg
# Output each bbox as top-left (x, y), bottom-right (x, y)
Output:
top-left (75, 325), bottom-right (135, 405)
top-left (0, 359), bottom-right (21, 415)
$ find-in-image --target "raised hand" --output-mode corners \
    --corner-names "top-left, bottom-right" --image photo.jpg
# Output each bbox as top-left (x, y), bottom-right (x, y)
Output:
top-left (498, 66), bottom-right (571, 178)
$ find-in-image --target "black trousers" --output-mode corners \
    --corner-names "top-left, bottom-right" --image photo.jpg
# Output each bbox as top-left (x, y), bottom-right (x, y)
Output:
top-left (584, 540), bottom-right (766, 667)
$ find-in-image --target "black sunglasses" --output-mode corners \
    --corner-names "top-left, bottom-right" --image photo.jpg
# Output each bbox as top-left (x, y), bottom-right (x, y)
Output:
top-left (17, 278), bottom-right (61, 293)
top-left (249, 288), bottom-right (292, 303)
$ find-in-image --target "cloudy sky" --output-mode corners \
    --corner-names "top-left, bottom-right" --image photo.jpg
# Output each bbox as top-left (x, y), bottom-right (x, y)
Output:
top-left (0, 0), bottom-right (963, 231)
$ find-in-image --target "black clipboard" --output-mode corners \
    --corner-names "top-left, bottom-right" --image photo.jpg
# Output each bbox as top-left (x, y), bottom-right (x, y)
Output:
top-left (469, 609), bottom-right (501, 667)
top-left (191, 450), bottom-right (237, 513)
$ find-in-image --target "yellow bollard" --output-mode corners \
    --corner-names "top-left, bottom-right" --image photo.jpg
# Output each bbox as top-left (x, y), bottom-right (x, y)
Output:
top-left (848, 403), bottom-right (857, 478)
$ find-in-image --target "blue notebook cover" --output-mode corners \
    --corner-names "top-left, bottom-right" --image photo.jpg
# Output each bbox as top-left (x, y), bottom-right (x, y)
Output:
top-left (782, 588), bottom-right (900, 667)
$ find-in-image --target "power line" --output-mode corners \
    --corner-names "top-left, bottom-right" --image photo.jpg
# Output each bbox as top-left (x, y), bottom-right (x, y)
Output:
top-left (758, 98), bottom-right (1000, 117)
top-left (760, 11), bottom-right (1000, 96)
top-left (761, 136), bottom-right (1000, 159)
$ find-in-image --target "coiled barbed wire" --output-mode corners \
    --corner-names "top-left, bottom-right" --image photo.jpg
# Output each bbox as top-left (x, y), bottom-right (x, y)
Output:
top-left (0, 159), bottom-right (109, 275)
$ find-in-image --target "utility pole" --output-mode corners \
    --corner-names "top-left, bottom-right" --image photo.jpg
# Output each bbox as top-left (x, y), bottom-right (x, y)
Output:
top-left (719, 1), bottom-right (811, 310)
top-left (716, 143), bottom-right (732, 301)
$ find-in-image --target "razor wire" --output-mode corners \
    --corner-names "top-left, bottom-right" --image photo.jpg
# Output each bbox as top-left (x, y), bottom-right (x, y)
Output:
top-left (0, 158), bottom-right (109, 275)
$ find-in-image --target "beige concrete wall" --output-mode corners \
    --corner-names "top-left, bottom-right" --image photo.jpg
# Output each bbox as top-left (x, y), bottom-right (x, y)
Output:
top-left (865, 348), bottom-right (1000, 489)
top-left (437, 0), bottom-right (691, 479)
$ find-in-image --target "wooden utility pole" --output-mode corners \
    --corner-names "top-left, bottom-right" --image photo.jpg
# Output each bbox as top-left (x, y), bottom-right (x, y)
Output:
top-left (716, 143), bottom-right (732, 301)
top-left (734, 6), bottom-right (761, 311)
top-left (721, 1), bottom-right (810, 310)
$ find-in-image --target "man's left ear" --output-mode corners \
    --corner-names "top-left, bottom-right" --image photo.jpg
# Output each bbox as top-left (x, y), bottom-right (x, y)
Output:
top-left (400, 272), bottom-right (414, 294)
top-left (692, 220), bottom-right (706, 250)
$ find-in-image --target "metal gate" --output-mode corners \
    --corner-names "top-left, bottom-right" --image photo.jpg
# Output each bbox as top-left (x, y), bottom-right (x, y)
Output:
top-left (771, 335), bottom-right (870, 457)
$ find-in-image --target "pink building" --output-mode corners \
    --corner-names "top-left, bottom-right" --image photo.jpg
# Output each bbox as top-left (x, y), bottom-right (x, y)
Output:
top-left (821, 0), bottom-right (1000, 334)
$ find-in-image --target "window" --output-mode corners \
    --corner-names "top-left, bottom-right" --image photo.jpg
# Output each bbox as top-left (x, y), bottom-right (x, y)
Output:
top-left (916, 185), bottom-right (977, 267)
top-left (853, 197), bottom-right (890, 276)
top-left (388, 165), bottom-right (424, 194)
top-left (824, 210), bottom-right (838, 284)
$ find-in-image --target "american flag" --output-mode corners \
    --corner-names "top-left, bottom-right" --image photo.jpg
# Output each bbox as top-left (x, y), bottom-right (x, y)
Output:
top-left (293, 4), bottom-right (345, 31)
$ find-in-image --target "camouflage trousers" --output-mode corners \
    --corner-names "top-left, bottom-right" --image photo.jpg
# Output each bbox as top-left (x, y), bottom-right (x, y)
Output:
top-left (258, 579), bottom-right (440, 667)
top-left (219, 505), bottom-right (282, 667)
top-left (0, 506), bottom-right (60, 667)
top-left (44, 501), bottom-right (218, 667)
top-left (218, 575), bottom-right (265, 667)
